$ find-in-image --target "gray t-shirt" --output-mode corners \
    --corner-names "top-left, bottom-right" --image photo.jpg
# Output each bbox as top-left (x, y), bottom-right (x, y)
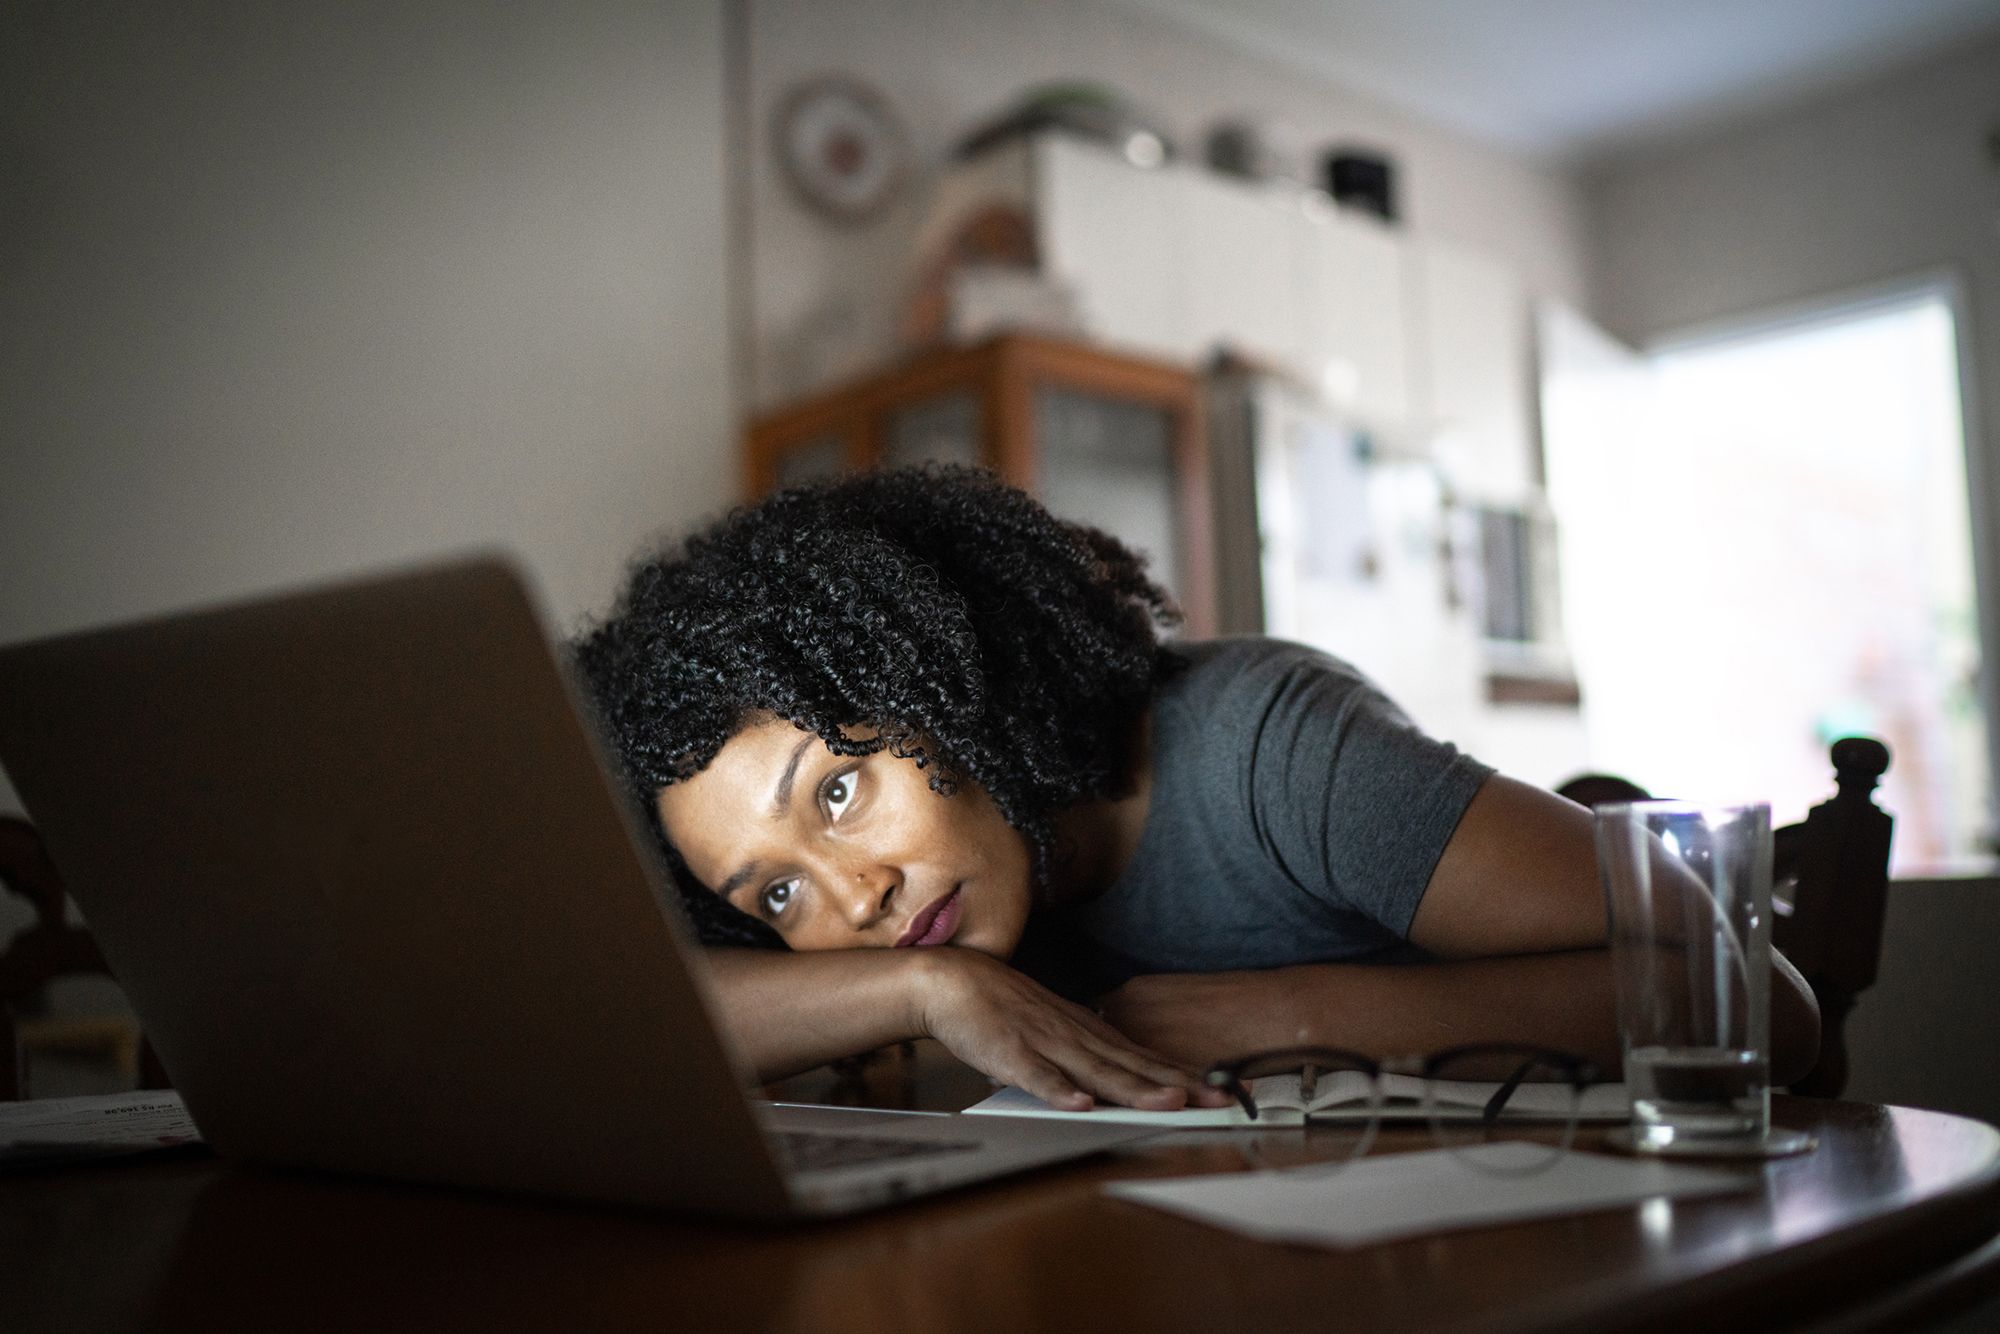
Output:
top-left (1016, 638), bottom-right (1493, 997)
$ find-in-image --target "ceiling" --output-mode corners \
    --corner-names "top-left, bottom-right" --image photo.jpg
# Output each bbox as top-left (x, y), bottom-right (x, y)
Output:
top-left (1115, 0), bottom-right (2000, 163)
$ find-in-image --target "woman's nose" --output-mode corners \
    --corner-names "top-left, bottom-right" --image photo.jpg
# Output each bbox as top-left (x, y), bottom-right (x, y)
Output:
top-left (828, 861), bottom-right (899, 931)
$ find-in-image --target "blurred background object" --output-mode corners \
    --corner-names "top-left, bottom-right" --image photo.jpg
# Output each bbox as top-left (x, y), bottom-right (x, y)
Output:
top-left (772, 74), bottom-right (912, 221)
top-left (1324, 148), bottom-right (1396, 222)
top-left (955, 80), bottom-right (1174, 167)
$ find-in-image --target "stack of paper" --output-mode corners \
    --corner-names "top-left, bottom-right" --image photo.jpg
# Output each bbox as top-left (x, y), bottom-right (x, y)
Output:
top-left (0, 1090), bottom-right (204, 1171)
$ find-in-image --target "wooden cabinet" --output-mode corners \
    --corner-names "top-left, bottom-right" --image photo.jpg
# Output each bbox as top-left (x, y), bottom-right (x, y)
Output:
top-left (744, 333), bottom-right (1214, 635)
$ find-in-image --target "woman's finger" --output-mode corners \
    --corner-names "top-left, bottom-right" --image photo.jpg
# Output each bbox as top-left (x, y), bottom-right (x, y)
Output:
top-left (1062, 1008), bottom-right (1222, 1094)
top-left (1047, 1043), bottom-right (1192, 1110)
top-left (1064, 1007), bottom-right (1237, 1108)
top-left (1005, 1007), bottom-right (1185, 1108)
top-left (1006, 1051), bottom-right (1094, 1112)
top-left (1069, 1025), bottom-right (1199, 1090)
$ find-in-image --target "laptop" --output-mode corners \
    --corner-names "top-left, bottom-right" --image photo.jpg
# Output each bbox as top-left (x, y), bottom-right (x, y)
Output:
top-left (0, 554), bottom-right (1156, 1218)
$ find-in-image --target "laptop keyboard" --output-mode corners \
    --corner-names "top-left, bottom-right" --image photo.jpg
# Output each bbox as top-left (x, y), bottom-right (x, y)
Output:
top-left (774, 1130), bottom-right (981, 1174)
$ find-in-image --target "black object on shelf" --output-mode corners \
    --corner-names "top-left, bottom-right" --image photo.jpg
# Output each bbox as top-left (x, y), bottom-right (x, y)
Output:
top-left (1325, 150), bottom-right (1397, 223)
top-left (1206, 121), bottom-right (1271, 181)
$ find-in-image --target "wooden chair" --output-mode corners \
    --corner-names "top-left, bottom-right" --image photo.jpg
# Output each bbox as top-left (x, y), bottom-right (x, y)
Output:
top-left (1770, 736), bottom-right (1894, 1098)
top-left (1555, 736), bottom-right (1895, 1098)
top-left (0, 814), bottom-right (169, 1099)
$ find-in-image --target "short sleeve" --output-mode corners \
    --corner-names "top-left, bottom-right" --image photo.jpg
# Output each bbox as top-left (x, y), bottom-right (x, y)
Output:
top-left (1241, 649), bottom-right (1494, 937)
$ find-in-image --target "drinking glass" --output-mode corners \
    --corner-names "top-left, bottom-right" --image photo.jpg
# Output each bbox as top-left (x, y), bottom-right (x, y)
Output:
top-left (1595, 800), bottom-right (1809, 1156)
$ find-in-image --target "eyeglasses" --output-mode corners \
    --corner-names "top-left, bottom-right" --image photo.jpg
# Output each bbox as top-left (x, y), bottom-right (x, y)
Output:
top-left (1203, 1042), bottom-right (1604, 1175)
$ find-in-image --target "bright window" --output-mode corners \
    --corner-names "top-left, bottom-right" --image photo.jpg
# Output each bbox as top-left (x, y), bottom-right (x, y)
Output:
top-left (1549, 291), bottom-right (1991, 873)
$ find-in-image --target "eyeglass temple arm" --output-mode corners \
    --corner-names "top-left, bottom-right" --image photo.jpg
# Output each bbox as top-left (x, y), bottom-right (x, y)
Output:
top-left (1482, 1060), bottom-right (1538, 1124)
top-left (1480, 1054), bottom-right (1594, 1123)
top-left (1207, 1071), bottom-right (1261, 1120)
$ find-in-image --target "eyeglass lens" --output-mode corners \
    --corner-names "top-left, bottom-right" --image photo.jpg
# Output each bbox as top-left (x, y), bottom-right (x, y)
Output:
top-left (1426, 1047), bottom-right (1585, 1174)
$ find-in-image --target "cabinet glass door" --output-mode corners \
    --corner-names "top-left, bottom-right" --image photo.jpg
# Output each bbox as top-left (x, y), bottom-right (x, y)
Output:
top-left (882, 393), bottom-right (981, 471)
top-left (1034, 387), bottom-right (1183, 612)
top-left (772, 435), bottom-right (847, 489)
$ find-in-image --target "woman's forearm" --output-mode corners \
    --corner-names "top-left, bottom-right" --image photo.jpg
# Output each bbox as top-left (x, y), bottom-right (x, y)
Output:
top-left (1102, 948), bottom-right (1822, 1086)
top-left (699, 947), bottom-right (935, 1083)
top-left (700, 946), bottom-right (1224, 1109)
top-left (1287, 951), bottom-right (1631, 1072)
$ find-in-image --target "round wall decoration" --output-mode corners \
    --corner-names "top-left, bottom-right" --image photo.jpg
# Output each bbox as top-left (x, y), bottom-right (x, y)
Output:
top-left (773, 75), bottom-right (910, 222)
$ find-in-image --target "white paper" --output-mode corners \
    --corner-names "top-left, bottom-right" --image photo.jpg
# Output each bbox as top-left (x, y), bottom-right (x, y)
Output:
top-left (0, 1090), bottom-right (204, 1169)
top-left (1104, 1145), bottom-right (1750, 1247)
top-left (966, 1085), bottom-right (1276, 1126)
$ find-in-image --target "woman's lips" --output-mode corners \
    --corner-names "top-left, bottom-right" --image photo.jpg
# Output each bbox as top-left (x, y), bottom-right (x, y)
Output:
top-left (896, 886), bottom-right (963, 948)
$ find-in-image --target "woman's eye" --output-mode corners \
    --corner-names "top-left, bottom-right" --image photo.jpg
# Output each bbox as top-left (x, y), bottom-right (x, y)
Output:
top-left (823, 768), bottom-right (861, 821)
top-left (761, 879), bottom-right (797, 917)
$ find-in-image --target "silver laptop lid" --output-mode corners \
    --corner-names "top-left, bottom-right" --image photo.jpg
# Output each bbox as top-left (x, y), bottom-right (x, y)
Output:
top-left (0, 554), bottom-right (792, 1218)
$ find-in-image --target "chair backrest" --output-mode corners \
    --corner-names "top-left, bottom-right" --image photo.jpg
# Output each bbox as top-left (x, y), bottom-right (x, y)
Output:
top-left (1771, 737), bottom-right (1894, 1098)
top-left (0, 814), bottom-right (168, 1099)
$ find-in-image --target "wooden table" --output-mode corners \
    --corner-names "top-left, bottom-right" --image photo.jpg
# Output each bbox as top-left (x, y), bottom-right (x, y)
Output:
top-left (5, 1094), bottom-right (1999, 1333)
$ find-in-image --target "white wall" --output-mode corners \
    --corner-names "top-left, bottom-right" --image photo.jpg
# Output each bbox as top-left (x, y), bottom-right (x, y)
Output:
top-left (745, 0), bottom-right (1593, 409)
top-left (0, 0), bottom-right (734, 697)
top-left (1584, 34), bottom-right (2000, 806)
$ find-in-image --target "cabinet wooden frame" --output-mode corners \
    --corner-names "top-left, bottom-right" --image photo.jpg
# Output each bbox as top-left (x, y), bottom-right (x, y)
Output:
top-left (744, 333), bottom-right (1215, 635)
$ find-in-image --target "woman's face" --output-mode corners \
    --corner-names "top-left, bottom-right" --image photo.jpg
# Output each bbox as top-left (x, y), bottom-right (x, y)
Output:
top-left (655, 716), bottom-right (1034, 957)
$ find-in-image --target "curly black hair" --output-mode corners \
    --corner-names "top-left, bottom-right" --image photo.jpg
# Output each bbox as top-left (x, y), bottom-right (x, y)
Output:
top-left (571, 465), bottom-right (1180, 949)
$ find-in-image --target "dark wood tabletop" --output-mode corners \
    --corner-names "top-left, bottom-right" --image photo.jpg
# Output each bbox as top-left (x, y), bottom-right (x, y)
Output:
top-left (5, 1085), bottom-right (1998, 1334)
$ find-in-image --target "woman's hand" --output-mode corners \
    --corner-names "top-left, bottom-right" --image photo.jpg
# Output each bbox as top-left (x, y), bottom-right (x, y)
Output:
top-left (911, 949), bottom-right (1231, 1112)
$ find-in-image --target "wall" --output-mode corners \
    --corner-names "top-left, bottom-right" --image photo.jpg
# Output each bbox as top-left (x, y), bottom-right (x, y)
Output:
top-left (744, 0), bottom-right (1594, 410)
top-left (0, 1), bottom-right (736, 821)
top-left (1585, 33), bottom-right (2000, 808)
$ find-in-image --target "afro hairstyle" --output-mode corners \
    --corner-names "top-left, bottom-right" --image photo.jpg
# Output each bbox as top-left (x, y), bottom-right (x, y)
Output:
top-left (571, 465), bottom-right (1180, 948)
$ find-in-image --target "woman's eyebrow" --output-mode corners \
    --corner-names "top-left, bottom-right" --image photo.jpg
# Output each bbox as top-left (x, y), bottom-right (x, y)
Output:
top-left (770, 733), bottom-right (818, 815)
top-left (715, 862), bottom-right (760, 904)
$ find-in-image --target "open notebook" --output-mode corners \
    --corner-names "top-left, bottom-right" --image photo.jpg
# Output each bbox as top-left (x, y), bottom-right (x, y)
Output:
top-left (967, 1071), bottom-right (1632, 1127)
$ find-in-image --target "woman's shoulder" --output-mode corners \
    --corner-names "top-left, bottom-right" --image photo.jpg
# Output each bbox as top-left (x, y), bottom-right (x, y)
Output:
top-left (1153, 636), bottom-right (1443, 792)
top-left (1160, 635), bottom-right (1377, 707)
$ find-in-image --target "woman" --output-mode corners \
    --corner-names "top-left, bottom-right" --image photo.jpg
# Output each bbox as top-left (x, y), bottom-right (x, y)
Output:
top-left (575, 466), bottom-right (1818, 1111)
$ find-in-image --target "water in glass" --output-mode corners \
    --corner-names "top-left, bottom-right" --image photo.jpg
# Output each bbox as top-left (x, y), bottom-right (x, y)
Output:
top-left (1626, 1045), bottom-right (1768, 1148)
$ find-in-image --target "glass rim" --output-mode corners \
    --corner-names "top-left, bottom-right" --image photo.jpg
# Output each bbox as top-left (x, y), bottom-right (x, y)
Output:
top-left (1593, 798), bottom-right (1771, 821)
